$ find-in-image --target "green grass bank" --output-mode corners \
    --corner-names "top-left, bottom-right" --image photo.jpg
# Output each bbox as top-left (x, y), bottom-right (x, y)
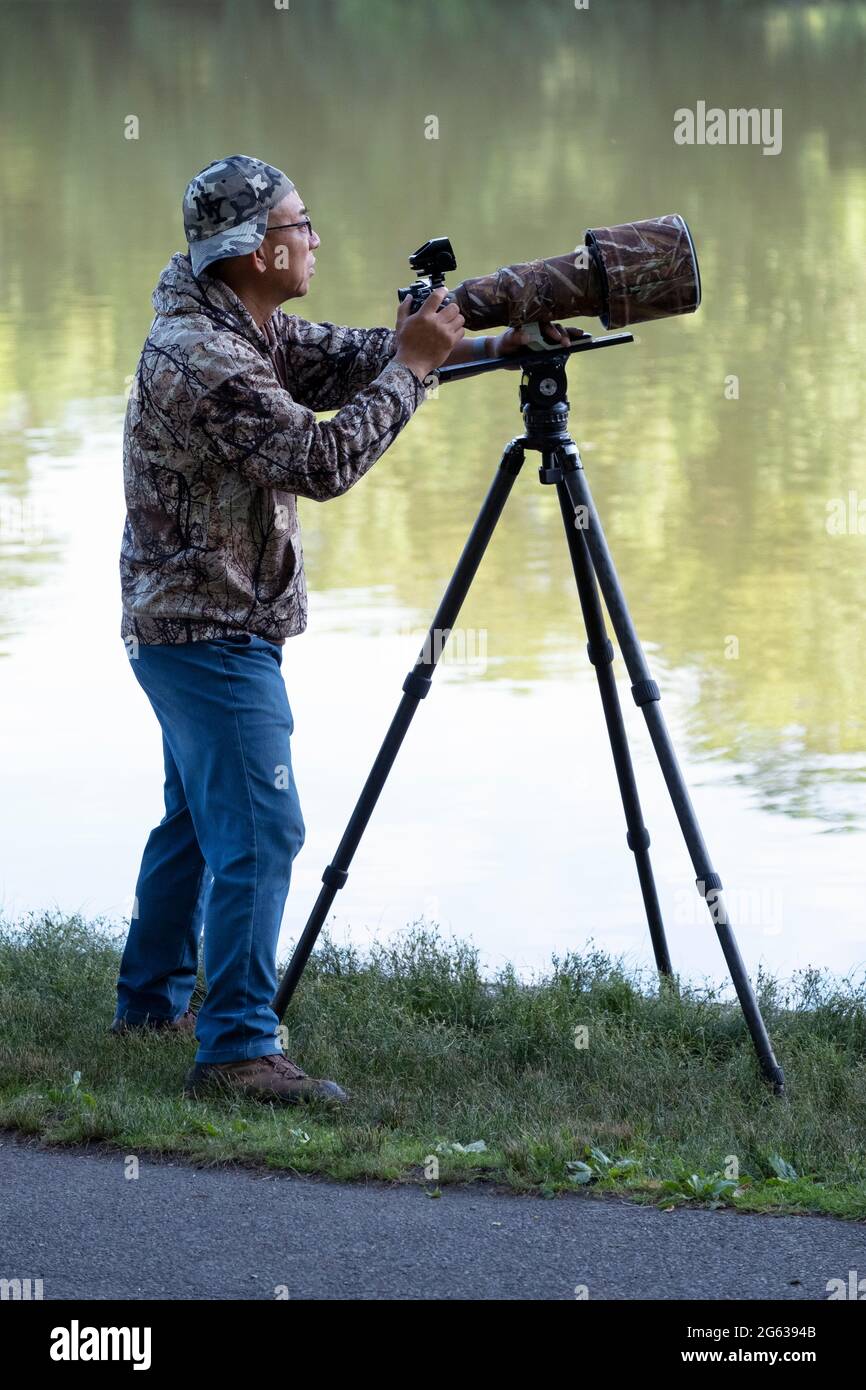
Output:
top-left (1, 913), bottom-right (864, 1218)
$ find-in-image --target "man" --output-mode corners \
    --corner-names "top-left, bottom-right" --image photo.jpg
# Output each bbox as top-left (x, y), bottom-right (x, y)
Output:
top-left (114, 155), bottom-right (574, 1105)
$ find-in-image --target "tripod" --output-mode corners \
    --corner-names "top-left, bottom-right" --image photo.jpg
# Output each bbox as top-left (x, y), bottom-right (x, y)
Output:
top-left (273, 332), bottom-right (785, 1095)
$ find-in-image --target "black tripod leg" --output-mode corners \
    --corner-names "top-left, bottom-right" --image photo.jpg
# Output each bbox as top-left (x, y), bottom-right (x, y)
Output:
top-left (560, 452), bottom-right (785, 1093)
top-left (272, 440), bottom-right (527, 1019)
top-left (554, 477), bottom-right (673, 979)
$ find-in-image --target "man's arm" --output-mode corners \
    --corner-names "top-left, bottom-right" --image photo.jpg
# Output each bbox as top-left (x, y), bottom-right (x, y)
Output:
top-left (441, 335), bottom-right (495, 366)
top-left (271, 313), bottom-right (401, 411)
top-left (271, 307), bottom-right (496, 404)
top-left (441, 323), bottom-right (583, 366)
top-left (191, 340), bottom-right (427, 501)
top-left (267, 286), bottom-right (464, 418)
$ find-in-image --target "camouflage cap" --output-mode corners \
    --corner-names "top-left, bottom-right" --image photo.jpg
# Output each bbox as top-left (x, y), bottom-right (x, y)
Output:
top-left (183, 155), bottom-right (296, 276)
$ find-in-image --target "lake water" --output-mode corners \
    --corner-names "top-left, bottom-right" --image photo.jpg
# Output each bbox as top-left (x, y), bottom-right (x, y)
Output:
top-left (1, 0), bottom-right (865, 988)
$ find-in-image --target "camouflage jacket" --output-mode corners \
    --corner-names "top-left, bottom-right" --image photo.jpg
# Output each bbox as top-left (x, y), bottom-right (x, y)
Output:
top-left (119, 252), bottom-right (428, 647)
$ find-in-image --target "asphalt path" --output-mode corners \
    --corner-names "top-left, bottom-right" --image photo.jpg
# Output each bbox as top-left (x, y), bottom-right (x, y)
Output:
top-left (1, 1131), bottom-right (864, 1300)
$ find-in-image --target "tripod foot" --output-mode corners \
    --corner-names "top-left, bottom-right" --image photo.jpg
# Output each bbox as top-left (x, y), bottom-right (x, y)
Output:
top-left (767, 1066), bottom-right (786, 1097)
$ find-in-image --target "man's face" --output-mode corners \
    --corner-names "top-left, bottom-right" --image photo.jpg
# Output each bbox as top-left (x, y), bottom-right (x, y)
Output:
top-left (258, 190), bottom-right (319, 299)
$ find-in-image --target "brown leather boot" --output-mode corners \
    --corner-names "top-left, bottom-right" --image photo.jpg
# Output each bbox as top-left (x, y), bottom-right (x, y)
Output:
top-left (183, 1052), bottom-right (348, 1105)
top-left (111, 1008), bottom-right (197, 1037)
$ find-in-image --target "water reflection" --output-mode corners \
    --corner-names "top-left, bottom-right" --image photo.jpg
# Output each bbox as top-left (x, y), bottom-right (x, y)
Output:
top-left (1, 1), bottom-right (865, 961)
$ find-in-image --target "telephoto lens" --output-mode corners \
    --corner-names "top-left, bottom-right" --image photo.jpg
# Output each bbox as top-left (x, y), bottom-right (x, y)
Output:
top-left (451, 214), bottom-right (700, 332)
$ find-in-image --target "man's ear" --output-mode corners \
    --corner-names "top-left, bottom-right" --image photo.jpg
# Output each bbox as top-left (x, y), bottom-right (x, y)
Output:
top-left (251, 244), bottom-right (269, 274)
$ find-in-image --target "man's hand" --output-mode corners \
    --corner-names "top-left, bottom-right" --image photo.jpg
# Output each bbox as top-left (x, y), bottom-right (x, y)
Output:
top-left (493, 322), bottom-right (591, 359)
top-left (393, 287), bottom-right (465, 381)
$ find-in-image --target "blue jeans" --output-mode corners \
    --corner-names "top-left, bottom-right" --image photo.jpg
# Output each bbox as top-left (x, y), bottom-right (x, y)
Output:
top-left (115, 634), bottom-right (305, 1063)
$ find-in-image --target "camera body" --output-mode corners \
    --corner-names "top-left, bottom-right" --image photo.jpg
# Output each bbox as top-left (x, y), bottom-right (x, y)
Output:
top-left (397, 236), bottom-right (457, 314)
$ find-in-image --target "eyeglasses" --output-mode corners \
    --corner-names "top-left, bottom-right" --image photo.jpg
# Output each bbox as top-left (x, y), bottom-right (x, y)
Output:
top-left (264, 217), bottom-right (315, 238)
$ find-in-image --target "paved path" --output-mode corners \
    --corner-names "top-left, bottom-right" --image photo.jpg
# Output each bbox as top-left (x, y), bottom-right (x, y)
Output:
top-left (1, 1132), bottom-right (863, 1300)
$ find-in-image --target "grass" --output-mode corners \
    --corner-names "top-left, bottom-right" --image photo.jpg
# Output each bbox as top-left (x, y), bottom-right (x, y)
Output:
top-left (1, 911), bottom-right (865, 1218)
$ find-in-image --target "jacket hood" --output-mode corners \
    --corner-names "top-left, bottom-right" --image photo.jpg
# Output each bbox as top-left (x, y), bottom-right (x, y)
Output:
top-left (151, 251), bottom-right (269, 350)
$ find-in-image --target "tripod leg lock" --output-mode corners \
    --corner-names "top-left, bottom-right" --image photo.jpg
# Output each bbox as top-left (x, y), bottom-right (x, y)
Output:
top-left (627, 827), bottom-right (651, 852)
top-left (403, 671), bottom-right (432, 700)
top-left (586, 637), bottom-right (615, 667)
top-left (696, 873), bottom-right (723, 896)
top-left (500, 439), bottom-right (525, 476)
top-left (322, 864), bottom-right (349, 891)
top-left (631, 679), bottom-right (660, 706)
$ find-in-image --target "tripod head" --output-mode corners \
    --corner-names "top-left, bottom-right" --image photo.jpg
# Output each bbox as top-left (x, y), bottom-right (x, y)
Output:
top-left (436, 330), bottom-right (634, 441)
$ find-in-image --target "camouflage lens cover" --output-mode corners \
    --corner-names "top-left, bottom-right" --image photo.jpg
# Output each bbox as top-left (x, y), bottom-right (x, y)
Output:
top-left (584, 214), bottom-right (701, 329)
